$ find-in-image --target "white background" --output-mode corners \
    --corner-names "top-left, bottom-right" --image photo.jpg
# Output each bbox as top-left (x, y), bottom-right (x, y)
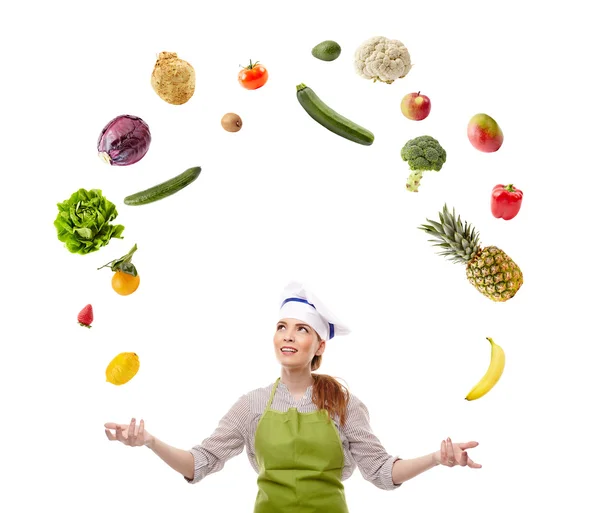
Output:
top-left (1, 0), bottom-right (599, 511)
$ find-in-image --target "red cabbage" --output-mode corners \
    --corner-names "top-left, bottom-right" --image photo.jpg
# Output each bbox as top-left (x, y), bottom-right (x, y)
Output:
top-left (97, 115), bottom-right (151, 166)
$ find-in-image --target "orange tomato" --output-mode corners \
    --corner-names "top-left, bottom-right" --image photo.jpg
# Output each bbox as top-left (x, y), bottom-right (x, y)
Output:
top-left (112, 270), bottom-right (140, 296)
top-left (238, 60), bottom-right (268, 90)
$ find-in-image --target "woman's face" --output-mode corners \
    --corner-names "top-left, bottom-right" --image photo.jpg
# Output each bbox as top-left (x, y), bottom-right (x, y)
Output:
top-left (274, 318), bottom-right (325, 368)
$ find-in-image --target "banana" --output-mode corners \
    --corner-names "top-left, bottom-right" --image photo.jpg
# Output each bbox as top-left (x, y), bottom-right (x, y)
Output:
top-left (465, 337), bottom-right (505, 401)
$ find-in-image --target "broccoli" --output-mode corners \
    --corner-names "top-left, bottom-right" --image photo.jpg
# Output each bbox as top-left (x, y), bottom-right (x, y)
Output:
top-left (401, 135), bottom-right (447, 192)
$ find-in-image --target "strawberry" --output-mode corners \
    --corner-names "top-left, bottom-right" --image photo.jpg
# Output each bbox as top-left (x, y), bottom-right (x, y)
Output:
top-left (78, 304), bottom-right (93, 328)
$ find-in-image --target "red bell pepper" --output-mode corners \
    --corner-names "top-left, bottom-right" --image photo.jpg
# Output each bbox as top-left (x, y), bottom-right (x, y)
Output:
top-left (491, 184), bottom-right (523, 220)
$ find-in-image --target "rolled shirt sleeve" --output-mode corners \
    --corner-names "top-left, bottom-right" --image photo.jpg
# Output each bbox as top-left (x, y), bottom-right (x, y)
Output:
top-left (343, 394), bottom-right (402, 490)
top-left (184, 394), bottom-right (249, 484)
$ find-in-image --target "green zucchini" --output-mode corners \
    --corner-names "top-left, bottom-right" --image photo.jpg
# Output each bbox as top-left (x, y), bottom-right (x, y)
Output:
top-left (124, 166), bottom-right (201, 206)
top-left (296, 83), bottom-right (374, 146)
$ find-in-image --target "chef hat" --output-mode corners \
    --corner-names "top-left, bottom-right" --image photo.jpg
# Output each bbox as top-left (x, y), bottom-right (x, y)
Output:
top-left (278, 281), bottom-right (351, 341)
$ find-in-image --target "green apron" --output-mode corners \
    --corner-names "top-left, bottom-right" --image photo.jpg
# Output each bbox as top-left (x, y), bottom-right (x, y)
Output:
top-left (254, 378), bottom-right (350, 513)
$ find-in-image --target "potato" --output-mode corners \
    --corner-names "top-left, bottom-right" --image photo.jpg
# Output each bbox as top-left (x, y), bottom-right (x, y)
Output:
top-left (151, 52), bottom-right (195, 105)
top-left (221, 113), bottom-right (243, 132)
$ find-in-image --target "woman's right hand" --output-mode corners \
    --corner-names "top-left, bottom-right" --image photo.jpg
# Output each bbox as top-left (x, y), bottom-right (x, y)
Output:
top-left (105, 418), bottom-right (153, 447)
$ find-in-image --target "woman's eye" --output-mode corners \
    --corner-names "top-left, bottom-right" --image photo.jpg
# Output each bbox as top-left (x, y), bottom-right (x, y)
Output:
top-left (299, 327), bottom-right (308, 332)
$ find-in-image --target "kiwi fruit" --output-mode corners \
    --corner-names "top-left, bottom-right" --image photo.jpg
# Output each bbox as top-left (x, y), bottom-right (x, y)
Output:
top-left (221, 113), bottom-right (242, 132)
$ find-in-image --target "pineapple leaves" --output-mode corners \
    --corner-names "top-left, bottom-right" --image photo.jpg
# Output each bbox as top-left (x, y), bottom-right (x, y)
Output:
top-left (419, 204), bottom-right (482, 264)
top-left (419, 218), bottom-right (443, 234)
top-left (442, 224), bottom-right (455, 237)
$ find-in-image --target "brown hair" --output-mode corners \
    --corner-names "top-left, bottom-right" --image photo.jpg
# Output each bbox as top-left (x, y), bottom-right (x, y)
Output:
top-left (310, 351), bottom-right (350, 427)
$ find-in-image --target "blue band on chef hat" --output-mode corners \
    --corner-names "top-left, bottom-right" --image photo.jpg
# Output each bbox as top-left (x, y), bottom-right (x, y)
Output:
top-left (280, 297), bottom-right (335, 339)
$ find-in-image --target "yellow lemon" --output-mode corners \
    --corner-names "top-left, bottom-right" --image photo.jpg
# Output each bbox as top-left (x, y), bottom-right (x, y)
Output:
top-left (106, 352), bottom-right (140, 385)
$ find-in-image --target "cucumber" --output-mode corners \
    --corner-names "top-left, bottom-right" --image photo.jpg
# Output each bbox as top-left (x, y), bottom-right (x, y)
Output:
top-left (296, 83), bottom-right (374, 146)
top-left (124, 166), bottom-right (201, 206)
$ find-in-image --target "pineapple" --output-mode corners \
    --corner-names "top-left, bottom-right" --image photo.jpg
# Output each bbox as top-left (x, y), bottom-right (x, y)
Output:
top-left (419, 204), bottom-right (523, 302)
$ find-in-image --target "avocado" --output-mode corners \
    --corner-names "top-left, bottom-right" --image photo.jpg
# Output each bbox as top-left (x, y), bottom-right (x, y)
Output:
top-left (311, 40), bottom-right (342, 62)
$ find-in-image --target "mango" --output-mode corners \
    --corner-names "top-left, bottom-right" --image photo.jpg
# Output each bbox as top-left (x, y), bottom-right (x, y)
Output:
top-left (467, 113), bottom-right (503, 153)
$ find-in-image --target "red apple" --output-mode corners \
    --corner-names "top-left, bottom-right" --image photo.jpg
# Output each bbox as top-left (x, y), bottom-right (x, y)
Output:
top-left (401, 91), bottom-right (431, 121)
top-left (467, 113), bottom-right (503, 152)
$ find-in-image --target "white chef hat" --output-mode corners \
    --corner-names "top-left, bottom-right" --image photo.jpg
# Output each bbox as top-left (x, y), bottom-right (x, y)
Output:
top-left (278, 281), bottom-right (351, 341)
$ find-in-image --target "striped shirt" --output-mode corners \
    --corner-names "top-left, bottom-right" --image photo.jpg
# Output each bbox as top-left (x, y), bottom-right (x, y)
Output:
top-left (184, 380), bottom-right (402, 491)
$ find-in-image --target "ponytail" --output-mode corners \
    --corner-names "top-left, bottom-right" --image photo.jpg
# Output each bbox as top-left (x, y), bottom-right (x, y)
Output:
top-left (310, 353), bottom-right (350, 427)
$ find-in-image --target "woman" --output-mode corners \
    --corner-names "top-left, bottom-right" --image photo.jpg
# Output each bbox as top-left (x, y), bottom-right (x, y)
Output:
top-left (105, 282), bottom-right (481, 512)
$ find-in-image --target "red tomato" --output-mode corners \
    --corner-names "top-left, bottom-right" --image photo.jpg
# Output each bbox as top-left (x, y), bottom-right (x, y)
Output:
top-left (238, 60), bottom-right (269, 90)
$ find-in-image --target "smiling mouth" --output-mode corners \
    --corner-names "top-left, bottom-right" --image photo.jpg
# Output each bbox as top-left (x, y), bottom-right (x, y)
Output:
top-left (281, 347), bottom-right (298, 354)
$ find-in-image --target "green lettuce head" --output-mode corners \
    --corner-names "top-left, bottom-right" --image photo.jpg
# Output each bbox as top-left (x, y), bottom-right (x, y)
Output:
top-left (54, 188), bottom-right (125, 254)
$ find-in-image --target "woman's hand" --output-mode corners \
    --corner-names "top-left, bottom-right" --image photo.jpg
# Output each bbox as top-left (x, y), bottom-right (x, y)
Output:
top-left (435, 437), bottom-right (481, 468)
top-left (104, 418), bottom-right (153, 447)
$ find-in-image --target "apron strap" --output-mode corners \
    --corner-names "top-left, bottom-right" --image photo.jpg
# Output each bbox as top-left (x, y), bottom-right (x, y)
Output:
top-left (266, 378), bottom-right (280, 409)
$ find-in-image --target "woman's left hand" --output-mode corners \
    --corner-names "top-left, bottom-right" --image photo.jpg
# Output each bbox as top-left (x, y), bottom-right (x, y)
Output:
top-left (435, 437), bottom-right (482, 468)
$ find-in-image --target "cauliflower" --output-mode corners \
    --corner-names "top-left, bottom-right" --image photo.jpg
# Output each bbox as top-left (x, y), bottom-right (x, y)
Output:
top-left (401, 135), bottom-right (447, 192)
top-left (354, 36), bottom-right (412, 84)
